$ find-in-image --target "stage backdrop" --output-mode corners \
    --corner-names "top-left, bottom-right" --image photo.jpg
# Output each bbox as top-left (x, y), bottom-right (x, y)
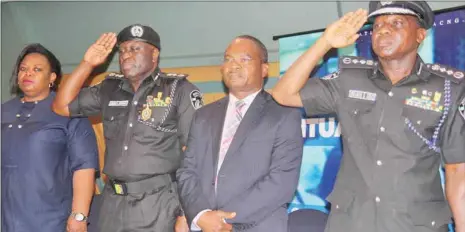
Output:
top-left (279, 6), bottom-right (465, 225)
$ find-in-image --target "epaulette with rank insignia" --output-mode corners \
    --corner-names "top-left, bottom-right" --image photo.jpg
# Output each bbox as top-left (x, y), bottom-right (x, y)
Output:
top-left (426, 63), bottom-right (464, 84)
top-left (106, 72), bottom-right (124, 79)
top-left (162, 72), bottom-right (188, 80)
top-left (339, 56), bottom-right (377, 69)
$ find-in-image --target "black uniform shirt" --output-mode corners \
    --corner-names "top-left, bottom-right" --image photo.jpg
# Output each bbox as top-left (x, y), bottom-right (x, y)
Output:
top-left (69, 69), bottom-right (203, 182)
top-left (300, 56), bottom-right (465, 232)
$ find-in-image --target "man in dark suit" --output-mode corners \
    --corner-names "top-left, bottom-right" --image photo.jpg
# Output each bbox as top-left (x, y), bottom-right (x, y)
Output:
top-left (177, 35), bottom-right (303, 232)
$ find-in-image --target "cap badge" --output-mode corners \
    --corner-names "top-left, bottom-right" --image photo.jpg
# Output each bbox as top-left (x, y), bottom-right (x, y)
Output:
top-left (131, 25), bottom-right (144, 38)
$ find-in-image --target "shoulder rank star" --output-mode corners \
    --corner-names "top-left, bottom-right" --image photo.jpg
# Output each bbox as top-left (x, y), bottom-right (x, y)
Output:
top-left (426, 64), bottom-right (465, 80)
top-left (108, 73), bottom-right (124, 78)
top-left (166, 73), bottom-right (187, 79)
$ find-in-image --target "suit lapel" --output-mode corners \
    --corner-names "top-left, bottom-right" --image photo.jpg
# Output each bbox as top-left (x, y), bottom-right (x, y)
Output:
top-left (220, 91), bottom-right (268, 167)
top-left (211, 97), bottom-right (229, 172)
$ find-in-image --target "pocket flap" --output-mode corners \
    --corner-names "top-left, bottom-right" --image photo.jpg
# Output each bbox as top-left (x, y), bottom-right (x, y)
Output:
top-left (103, 111), bottom-right (127, 121)
top-left (327, 190), bottom-right (355, 212)
top-left (344, 100), bottom-right (375, 115)
top-left (408, 201), bottom-right (452, 227)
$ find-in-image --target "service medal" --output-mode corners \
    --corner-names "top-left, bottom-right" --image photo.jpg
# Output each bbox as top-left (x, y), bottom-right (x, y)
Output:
top-left (141, 105), bottom-right (152, 121)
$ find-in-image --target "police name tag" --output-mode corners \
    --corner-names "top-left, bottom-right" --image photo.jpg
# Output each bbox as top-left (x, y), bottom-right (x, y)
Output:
top-left (348, 90), bottom-right (377, 101)
top-left (108, 100), bottom-right (129, 107)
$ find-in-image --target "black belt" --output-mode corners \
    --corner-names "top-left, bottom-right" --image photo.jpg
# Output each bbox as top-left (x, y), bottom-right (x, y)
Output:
top-left (108, 173), bottom-right (176, 196)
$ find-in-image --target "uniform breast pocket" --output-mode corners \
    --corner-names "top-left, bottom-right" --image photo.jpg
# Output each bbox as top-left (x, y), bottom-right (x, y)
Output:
top-left (343, 99), bottom-right (376, 127)
top-left (401, 106), bottom-right (442, 139)
top-left (137, 105), bottom-right (176, 133)
top-left (407, 201), bottom-right (452, 231)
top-left (401, 105), bottom-right (444, 152)
top-left (326, 190), bottom-right (356, 232)
top-left (344, 99), bottom-right (376, 116)
top-left (103, 111), bottom-right (127, 140)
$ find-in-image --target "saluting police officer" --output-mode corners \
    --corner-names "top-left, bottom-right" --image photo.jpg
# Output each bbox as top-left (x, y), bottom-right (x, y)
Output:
top-left (53, 24), bottom-right (201, 232)
top-left (273, 2), bottom-right (465, 232)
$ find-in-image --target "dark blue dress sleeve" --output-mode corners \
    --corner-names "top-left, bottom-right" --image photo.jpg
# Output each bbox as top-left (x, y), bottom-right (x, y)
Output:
top-left (67, 118), bottom-right (99, 172)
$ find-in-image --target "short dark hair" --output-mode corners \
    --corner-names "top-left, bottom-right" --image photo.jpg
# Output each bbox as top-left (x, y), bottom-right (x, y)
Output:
top-left (236, 35), bottom-right (268, 63)
top-left (10, 43), bottom-right (62, 96)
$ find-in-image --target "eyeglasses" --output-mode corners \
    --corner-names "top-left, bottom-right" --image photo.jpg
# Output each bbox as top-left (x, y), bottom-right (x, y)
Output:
top-left (223, 56), bottom-right (262, 65)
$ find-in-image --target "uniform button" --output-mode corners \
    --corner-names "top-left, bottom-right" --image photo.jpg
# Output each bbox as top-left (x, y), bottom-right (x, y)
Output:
top-left (388, 91), bottom-right (393, 97)
top-left (335, 204), bottom-right (339, 209)
top-left (133, 101), bottom-right (138, 105)
top-left (353, 110), bottom-right (358, 115)
top-left (124, 146), bottom-right (128, 150)
top-left (417, 120), bottom-right (421, 125)
top-left (376, 160), bottom-right (383, 166)
top-left (16, 114), bottom-right (20, 118)
top-left (129, 123), bottom-right (133, 127)
top-left (380, 127), bottom-right (385, 132)
top-left (375, 196), bottom-right (380, 203)
top-left (18, 125), bottom-right (22, 129)
top-left (8, 124), bottom-right (12, 128)
top-left (27, 114), bottom-right (31, 117)
top-left (431, 221), bottom-right (436, 226)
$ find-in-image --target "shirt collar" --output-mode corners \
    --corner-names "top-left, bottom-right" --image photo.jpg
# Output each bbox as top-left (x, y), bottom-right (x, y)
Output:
top-left (120, 68), bottom-right (161, 93)
top-left (370, 55), bottom-right (431, 83)
top-left (229, 89), bottom-right (262, 107)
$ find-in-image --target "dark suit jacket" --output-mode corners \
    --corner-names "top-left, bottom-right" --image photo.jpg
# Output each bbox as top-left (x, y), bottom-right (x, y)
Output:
top-left (177, 91), bottom-right (303, 232)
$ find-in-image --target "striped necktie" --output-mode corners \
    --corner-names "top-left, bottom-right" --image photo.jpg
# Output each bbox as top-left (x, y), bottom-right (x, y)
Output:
top-left (215, 100), bottom-right (246, 188)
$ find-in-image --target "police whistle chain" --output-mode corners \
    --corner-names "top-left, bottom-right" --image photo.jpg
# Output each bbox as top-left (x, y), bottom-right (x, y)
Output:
top-left (404, 79), bottom-right (451, 153)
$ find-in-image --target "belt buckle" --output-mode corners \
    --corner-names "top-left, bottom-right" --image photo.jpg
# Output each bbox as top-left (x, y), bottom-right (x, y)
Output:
top-left (110, 180), bottom-right (128, 196)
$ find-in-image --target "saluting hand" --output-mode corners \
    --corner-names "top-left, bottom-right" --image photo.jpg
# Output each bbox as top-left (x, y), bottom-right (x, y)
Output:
top-left (322, 9), bottom-right (368, 48)
top-left (83, 33), bottom-right (117, 67)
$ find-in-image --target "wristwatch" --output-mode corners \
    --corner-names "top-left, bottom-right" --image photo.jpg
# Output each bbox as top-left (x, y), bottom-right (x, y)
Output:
top-left (70, 212), bottom-right (88, 222)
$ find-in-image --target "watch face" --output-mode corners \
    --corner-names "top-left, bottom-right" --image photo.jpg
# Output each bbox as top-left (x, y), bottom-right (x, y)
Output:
top-left (75, 213), bottom-right (85, 221)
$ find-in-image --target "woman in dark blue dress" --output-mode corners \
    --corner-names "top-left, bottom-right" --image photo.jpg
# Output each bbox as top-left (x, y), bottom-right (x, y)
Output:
top-left (1, 44), bottom-right (99, 232)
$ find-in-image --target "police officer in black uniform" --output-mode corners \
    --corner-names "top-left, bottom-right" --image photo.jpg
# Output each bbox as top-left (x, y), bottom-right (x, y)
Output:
top-left (53, 24), bottom-right (202, 232)
top-left (272, 2), bottom-right (465, 232)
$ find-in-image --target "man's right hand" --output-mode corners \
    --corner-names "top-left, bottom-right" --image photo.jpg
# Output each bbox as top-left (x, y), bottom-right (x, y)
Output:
top-left (197, 210), bottom-right (236, 232)
top-left (322, 9), bottom-right (368, 49)
top-left (83, 33), bottom-right (117, 67)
